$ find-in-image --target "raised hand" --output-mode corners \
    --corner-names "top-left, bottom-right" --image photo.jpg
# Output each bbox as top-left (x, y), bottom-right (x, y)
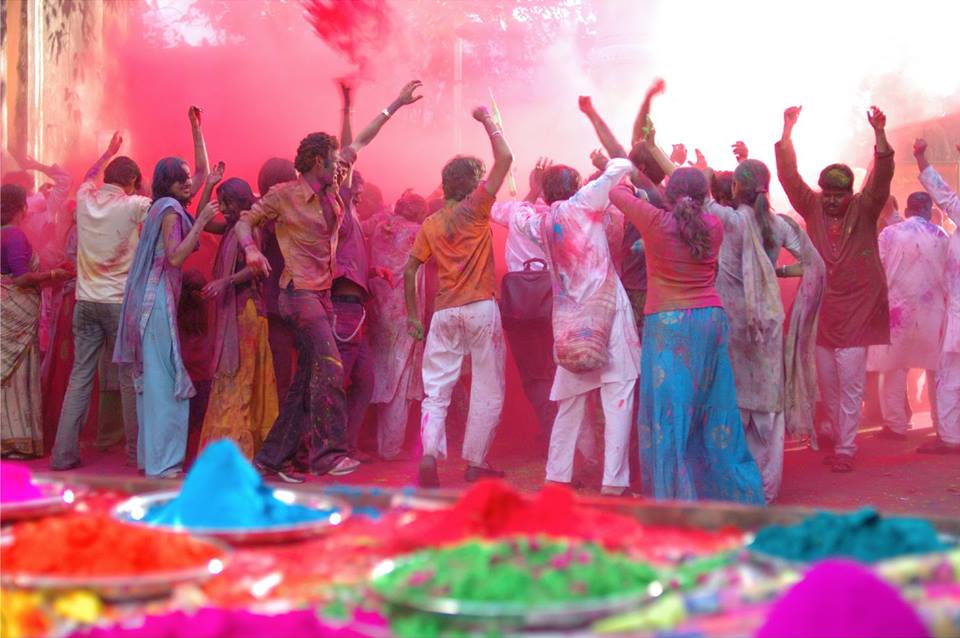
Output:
top-left (197, 199), bottom-right (220, 226)
top-left (783, 105), bottom-right (802, 127)
top-left (590, 149), bottom-right (608, 171)
top-left (913, 138), bottom-right (927, 159)
top-left (106, 131), bottom-right (123, 156)
top-left (670, 143), bottom-right (688, 166)
top-left (472, 106), bottom-right (491, 122)
top-left (578, 96), bottom-right (594, 115)
top-left (646, 77), bottom-right (666, 98)
top-left (188, 105), bottom-right (202, 127)
top-left (339, 79), bottom-right (353, 108)
top-left (732, 140), bottom-right (749, 163)
top-left (208, 160), bottom-right (226, 185)
top-left (396, 80), bottom-right (423, 106)
top-left (531, 156), bottom-right (553, 189)
top-left (867, 106), bottom-right (886, 131)
top-left (688, 148), bottom-right (708, 171)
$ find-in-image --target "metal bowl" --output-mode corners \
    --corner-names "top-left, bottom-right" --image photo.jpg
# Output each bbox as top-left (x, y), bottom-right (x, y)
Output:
top-left (112, 489), bottom-right (351, 546)
top-left (0, 532), bottom-right (229, 601)
top-left (746, 533), bottom-right (959, 572)
top-left (369, 555), bottom-right (664, 629)
top-left (0, 480), bottom-right (79, 523)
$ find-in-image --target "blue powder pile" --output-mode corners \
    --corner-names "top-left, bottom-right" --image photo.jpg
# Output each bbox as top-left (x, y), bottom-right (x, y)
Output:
top-left (143, 440), bottom-right (336, 529)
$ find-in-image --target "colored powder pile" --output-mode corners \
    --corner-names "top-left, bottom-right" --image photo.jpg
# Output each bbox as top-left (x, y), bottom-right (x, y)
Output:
top-left (1, 514), bottom-right (222, 576)
top-left (756, 559), bottom-right (930, 638)
top-left (302, 0), bottom-right (392, 79)
top-left (68, 608), bottom-right (385, 638)
top-left (0, 462), bottom-right (43, 503)
top-left (375, 536), bottom-right (659, 605)
top-left (393, 480), bottom-right (740, 560)
top-left (750, 508), bottom-right (947, 564)
top-left (142, 440), bottom-right (335, 529)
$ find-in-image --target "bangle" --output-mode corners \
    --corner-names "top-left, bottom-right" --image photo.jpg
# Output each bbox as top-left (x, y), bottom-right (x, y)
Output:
top-left (239, 237), bottom-right (255, 251)
top-left (381, 108), bottom-right (392, 118)
top-left (490, 130), bottom-right (503, 138)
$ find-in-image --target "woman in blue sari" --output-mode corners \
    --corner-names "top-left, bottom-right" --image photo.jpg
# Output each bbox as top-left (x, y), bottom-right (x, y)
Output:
top-left (114, 157), bottom-right (218, 478)
top-left (610, 168), bottom-right (764, 504)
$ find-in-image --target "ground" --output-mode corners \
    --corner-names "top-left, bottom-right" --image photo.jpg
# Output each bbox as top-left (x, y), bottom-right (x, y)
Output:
top-left (24, 411), bottom-right (959, 518)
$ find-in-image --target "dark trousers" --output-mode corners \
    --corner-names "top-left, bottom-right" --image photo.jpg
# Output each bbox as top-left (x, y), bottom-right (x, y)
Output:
top-left (267, 312), bottom-right (295, 402)
top-left (255, 289), bottom-right (348, 474)
top-left (502, 316), bottom-right (557, 441)
top-left (332, 296), bottom-right (374, 453)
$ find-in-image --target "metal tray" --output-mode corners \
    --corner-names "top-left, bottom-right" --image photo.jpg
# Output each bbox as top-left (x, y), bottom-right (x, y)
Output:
top-left (369, 555), bottom-right (665, 629)
top-left (746, 533), bottom-right (959, 571)
top-left (0, 533), bottom-right (229, 601)
top-left (112, 489), bottom-right (351, 546)
top-left (0, 480), bottom-right (79, 522)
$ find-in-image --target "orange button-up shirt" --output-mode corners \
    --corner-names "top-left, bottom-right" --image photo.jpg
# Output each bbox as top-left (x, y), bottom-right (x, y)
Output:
top-left (240, 176), bottom-right (343, 292)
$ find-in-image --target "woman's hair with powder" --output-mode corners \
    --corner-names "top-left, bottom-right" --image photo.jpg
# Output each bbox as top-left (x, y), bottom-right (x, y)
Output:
top-left (665, 167), bottom-right (711, 261)
top-left (733, 159), bottom-right (775, 252)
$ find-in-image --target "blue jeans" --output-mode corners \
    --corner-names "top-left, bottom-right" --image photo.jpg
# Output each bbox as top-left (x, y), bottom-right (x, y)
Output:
top-left (255, 288), bottom-right (348, 474)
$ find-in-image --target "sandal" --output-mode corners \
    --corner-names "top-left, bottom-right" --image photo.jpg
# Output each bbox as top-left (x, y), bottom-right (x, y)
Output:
top-left (831, 454), bottom-right (854, 473)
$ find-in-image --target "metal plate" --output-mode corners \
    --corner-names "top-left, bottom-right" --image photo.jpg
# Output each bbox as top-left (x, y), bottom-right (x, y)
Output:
top-left (112, 489), bottom-right (351, 546)
top-left (0, 533), bottom-right (229, 601)
top-left (746, 533), bottom-right (959, 571)
top-left (0, 480), bottom-right (79, 523)
top-left (369, 555), bottom-right (665, 629)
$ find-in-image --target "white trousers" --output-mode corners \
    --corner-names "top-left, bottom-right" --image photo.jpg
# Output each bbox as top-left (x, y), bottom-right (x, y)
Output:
top-left (815, 346), bottom-right (867, 456)
top-left (546, 379), bottom-right (634, 488)
top-left (936, 352), bottom-right (960, 445)
top-left (420, 300), bottom-right (505, 465)
top-left (880, 369), bottom-right (938, 434)
top-left (742, 410), bottom-right (785, 503)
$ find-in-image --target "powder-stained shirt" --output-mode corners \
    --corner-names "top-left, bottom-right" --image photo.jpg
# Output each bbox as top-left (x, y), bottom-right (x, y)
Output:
top-left (75, 181), bottom-right (152, 303)
top-left (239, 176), bottom-right (344, 292)
top-left (919, 165), bottom-right (960, 354)
top-left (334, 198), bottom-right (369, 295)
top-left (866, 216), bottom-right (948, 371)
top-left (410, 184), bottom-right (496, 311)
top-left (491, 200), bottom-right (549, 272)
top-left (609, 185), bottom-right (724, 315)
top-left (775, 140), bottom-right (894, 348)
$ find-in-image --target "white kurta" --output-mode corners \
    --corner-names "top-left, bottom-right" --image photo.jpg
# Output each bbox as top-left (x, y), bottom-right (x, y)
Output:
top-left (866, 216), bottom-right (949, 372)
top-left (513, 158), bottom-right (640, 401)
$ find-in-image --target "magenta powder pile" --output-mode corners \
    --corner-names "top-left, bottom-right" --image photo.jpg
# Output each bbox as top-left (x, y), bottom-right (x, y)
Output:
top-left (0, 462), bottom-right (43, 503)
top-left (756, 559), bottom-right (929, 638)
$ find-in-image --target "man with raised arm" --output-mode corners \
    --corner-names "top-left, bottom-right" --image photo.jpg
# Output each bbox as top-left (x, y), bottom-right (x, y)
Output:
top-left (404, 106), bottom-right (513, 488)
top-left (50, 132), bottom-right (153, 471)
top-left (774, 105), bottom-right (894, 473)
top-left (914, 138), bottom-right (960, 454)
top-left (235, 82), bottom-right (422, 481)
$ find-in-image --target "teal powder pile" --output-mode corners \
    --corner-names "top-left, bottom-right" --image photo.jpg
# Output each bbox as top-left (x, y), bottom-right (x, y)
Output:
top-left (749, 508), bottom-right (947, 564)
top-left (142, 440), bottom-right (336, 529)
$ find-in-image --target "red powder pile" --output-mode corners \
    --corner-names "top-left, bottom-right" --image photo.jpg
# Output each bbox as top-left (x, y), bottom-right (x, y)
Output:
top-left (2, 514), bottom-right (224, 577)
top-left (392, 481), bottom-right (741, 561)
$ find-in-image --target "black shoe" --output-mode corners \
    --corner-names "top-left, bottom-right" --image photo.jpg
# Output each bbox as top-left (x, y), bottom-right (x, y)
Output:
top-left (874, 426), bottom-right (908, 441)
top-left (464, 465), bottom-right (506, 482)
top-left (255, 462), bottom-right (305, 484)
top-left (418, 455), bottom-right (440, 488)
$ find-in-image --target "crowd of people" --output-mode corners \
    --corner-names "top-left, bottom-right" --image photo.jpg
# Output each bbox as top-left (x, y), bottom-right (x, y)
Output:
top-left (1, 79), bottom-right (957, 505)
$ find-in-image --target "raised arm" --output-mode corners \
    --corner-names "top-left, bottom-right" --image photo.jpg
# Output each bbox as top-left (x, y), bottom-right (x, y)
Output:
top-left (631, 78), bottom-right (666, 147)
top-left (83, 132), bottom-right (123, 182)
top-left (339, 81), bottom-right (354, 147)
top-left (578, 96), bottom-right (628, 159)
top-left (188, 106), bottom-right (209, 196)
top-left (859, 106), bottom-right (894, 216)
top-left (524, 157), bottom-right (551, 203)
top-left (916, 138), bottom-right (960, 226)
top-left (774, 105), bottom-right (818, 218)
top-left (610, 182), bottom-right (663, 235)
top-left (195, 161), bottom-right (228, 234)
top-left (571, 157), bottom-right (634, 211)
top-left (347, 81), bottom-right (422, 154)
top-left (162, 201), bottom-right (219, 269)
top-left (473, 106), bottom-right (514, 197)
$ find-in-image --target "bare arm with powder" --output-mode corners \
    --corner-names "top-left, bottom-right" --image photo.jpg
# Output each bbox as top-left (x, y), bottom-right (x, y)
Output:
top-left (162, 200), bottom-right (218, 269)
top-left (188, 106), bottom-right (209, 197)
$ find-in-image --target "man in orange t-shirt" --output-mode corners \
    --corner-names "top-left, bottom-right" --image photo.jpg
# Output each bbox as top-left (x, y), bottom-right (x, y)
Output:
top-left (403, 106), bottom-right (514, 488)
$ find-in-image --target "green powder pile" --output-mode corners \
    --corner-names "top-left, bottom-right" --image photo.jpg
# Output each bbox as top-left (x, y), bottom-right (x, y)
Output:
top-left (375, 536), bottom-right (659, 606)
top-left (749, 508), bottom-right (947, 564)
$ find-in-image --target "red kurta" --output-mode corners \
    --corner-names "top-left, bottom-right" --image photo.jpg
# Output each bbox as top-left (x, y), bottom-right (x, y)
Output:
top-left (774, 141), bottom-right (894, 348)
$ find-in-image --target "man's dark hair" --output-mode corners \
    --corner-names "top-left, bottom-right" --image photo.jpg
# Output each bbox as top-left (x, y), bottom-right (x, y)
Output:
top-left (441, 156), bottom-right (484, 202)
top-left (257, 157), bottom-right (297, 196)
top-left (1, 183), bottom-right (28, 225)
top-left (104, 156), bottom-right (142, 190)
top-left (151, 157), bottom-right (191, 203)
top-left (710, 171), bottom-right (735, 207)
top-left (542, 165), bottom-right (583, 204)
top-left (629, 143), bottom-right (666, 185)
top-left (818, 163), bottom-right (854, 192)
top-left (905, 191), bottom-right (933, 220)
top-left (294, 132), bottom-right (338, 175)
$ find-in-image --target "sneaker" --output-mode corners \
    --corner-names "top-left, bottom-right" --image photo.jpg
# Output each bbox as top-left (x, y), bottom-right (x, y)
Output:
top-left (255, 462), bottom-right (305, 484)
top-left (464, 465), bottom-right (506, 482)
top-left (874, 426), bottom-right (908, 441)
top-left (418, 455), bottom-right (440, 488)
top-left (328, 457), bottom-right (360, 476)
